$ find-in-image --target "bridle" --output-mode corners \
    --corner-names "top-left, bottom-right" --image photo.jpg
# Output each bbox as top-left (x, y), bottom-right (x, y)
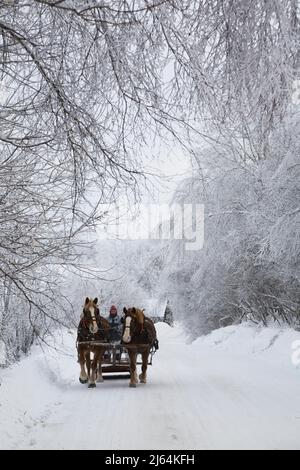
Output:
top-left (123, 314), bottom-right (144, 337)
top-left (82, 307), bottom-right (99, 332)
top-left (123, 316), bottom-right (132, 331)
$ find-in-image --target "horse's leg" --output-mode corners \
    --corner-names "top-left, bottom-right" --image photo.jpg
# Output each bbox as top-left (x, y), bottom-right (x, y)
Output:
top-left (96, 348), bottom-right (105, 383)
top-left (88, 350), bottom-right (99, 388)
top-left (128, 351), bottom-right (138, 388)
top-left (79, 348), bottom-right (88, 384)
top-left (86, 351), bottom-right (91, 379)
top-left (139, 350), bottom-right (149, 384)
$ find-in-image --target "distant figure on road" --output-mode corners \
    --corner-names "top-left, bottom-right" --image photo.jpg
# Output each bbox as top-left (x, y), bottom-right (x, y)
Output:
top-left (163, 300), bottom-right (174, 327)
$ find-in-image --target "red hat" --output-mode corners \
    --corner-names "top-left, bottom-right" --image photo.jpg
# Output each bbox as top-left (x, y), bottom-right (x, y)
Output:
top-left (110, 305), bottom-right (117, 315)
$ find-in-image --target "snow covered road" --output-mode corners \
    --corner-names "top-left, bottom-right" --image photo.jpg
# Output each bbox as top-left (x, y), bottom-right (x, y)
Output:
top-left (1, 323), bottom-right (300, 450)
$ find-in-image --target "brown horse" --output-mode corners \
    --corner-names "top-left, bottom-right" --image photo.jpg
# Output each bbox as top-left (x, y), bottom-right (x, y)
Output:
top-left (77, 297), bottom-right (109, 388)
top-left (122, 307), bottom-right (158, 388)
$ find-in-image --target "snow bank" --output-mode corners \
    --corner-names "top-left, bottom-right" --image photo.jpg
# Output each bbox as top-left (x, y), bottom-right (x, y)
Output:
top-left (1, 322), bottom-right (300, 450)
top-left (155, 321), bottom-right (185, 339)
top-left (191, 323), bottom-right (300, 368)
top-left (0, 329), bottom-right (77, 449)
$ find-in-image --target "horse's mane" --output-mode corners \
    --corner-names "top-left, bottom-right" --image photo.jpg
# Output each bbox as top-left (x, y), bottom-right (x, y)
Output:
top-left (134, 308), bottom-right (145, 326)
top-left (144, 316), bottom-right (157, 345)
top-left (99, 316), bottom-right (110, 335)
top-left (128, 308), bottom-right (157, 345)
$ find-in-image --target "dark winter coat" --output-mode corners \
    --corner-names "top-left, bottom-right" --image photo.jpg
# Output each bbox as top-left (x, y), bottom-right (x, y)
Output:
top-left (108, 314), bottom-right (123, 342)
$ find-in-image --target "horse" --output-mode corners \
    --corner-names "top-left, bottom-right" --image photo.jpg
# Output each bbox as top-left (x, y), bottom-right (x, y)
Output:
top-left (122, 307), bottom-right (158, 388)
top-left (77, 297), bottom-right (110, 388)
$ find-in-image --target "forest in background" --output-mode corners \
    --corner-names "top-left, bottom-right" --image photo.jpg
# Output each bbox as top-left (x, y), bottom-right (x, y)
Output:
top-left (0, 0), bottom-right (299, 364)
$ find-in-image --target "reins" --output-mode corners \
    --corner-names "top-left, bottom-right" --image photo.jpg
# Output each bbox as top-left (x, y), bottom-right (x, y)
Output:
top-left (81, 314), bottom-right (108, 332)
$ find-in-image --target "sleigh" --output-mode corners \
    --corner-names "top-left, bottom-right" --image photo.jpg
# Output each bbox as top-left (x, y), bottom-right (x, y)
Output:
top-left (77, 340), bottom-right (156, 379)
top-left (77, 303), bottom-right (158, 387)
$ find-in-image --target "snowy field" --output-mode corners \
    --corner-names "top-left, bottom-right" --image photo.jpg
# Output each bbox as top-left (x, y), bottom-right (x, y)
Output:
top-left (0, 322), bottom-right (300, 450)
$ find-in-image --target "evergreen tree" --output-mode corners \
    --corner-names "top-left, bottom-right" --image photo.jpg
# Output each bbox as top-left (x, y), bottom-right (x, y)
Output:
top-left (164, 301), bottom-right (174, 327)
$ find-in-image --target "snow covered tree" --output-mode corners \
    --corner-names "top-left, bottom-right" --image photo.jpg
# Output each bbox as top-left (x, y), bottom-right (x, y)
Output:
top-left (163, 300), bottom-right (174, 327)
top-left (1, 0), bottom-right (299, 359)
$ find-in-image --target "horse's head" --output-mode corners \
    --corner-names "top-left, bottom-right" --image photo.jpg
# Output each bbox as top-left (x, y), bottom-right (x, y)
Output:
top-left (122, 307), bottom-right (145, 343)
top-left (82, 297), bottom-right (100, 335)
